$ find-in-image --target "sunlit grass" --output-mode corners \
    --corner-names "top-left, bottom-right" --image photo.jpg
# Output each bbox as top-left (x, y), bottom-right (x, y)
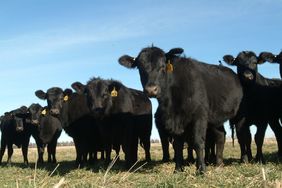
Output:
top-left (0, 139), bottom-right (281, 187)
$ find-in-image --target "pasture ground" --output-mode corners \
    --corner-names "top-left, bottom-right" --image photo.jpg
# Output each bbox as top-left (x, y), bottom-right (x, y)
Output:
top-left (0, 139), bottom-right (282, 187)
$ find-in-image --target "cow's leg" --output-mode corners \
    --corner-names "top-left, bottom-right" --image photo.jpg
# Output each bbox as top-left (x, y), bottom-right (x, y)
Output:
top-left (7, 143), bottom-right (13, 165)
top-left (35, 139), bottom-right (44, 164)
top-left (0, 139), bottom-right (7, 164)
top-left (101, 150), bottom-right (105, 160)
top-left (88, 152), bottom-right (96, 164)
top-left (213, 126), bottom-right (225, 166)
top-left (22, 139), bottom-right (29, 165)
top-left (105, 144), bottom-right (112, 165)
top-left (47, 144), bottom-right (52, 163)
top-left (193, 119), bottom-right (207, 174)
top-left (158, 128), bottom-right (170, 162)
top-left (50, 139), bottom-right (58, 163)
top-left (113, 144), bottom-right (120, 161)
top-left (268, 119), bottom-right (282, 161)
top-left (245, 127), bottom-right (253, 162)
top-left (142, 134), bottom-right (151, 162)
top-left (254, 123), bottom-right (267, 163)
top-left (185, 133), bottom-right (195, 164)
top-left (204, 128), bottom-right (214, 165)
top-left (73, 138), bottom-right (83, 167)
top-left (187, 144), bottom-right (195, 164)
top-left (235, 118), bottom-right (250, 163)
top-left (33, 134), bottom-right (44, 164)
top-left (173, 135), bottom-right (184, 172)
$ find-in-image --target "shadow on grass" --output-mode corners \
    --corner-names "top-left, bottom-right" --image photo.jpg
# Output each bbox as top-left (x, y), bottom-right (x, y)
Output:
top-left (223, 151), bottom-right (281, 166)
top-left (1, 152), bottom-right (280, 175)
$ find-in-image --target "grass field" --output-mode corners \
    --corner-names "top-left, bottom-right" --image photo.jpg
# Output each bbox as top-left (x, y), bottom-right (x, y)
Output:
top-left (0, 140), bottom-right (282, 188)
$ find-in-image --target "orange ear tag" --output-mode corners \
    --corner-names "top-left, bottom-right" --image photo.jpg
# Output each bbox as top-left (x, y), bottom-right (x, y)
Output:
top-left (111, 87), bottom-right (118, 97)
top-left (63, 95), bottom-right (69, 101)
top-left (166, 60), bottom-right (174, 73)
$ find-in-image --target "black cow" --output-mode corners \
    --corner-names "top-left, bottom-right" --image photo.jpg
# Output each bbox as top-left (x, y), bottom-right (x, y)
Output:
top-left (223, 51), bottom-right (282, 163)
top-left (0, 106), bottom-right (30, 165)
top-left (72, 78), bottom-right (153, 168)
top-left (35, 87), bottom-right (104, 167)
top-left (39, 109), bottom-right (62, 163)
top-left (118, 46), bottom-right (242, 173)
top-left (26, 103), bottom-right (45, 163)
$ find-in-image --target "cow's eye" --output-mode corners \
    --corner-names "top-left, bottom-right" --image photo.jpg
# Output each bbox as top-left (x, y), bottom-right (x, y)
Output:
top-left (249, 63), bottom-right (256, 69)
top-left (102, 93), bottom-right (108, 99)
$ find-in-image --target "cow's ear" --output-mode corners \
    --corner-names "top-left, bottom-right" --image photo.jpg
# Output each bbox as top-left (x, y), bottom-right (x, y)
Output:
top-left (258, 52), bottom-right (276, 64)
top-left (14, 106), bottom-right (28, 118)
top-left (166, 48), bottom-right (184, 58)
top-left (223, 55), bottom-right (236, 65)
top-left (64, 88), bottom-right (73, 96)
top-left (35, 90), bottom-right (47, 100)
top-left (118, 55), bottom-right (137, 69)
top-left (71, 82), bottom-right (86, 94)
top-left (19, 106), bottom-right (28, 112)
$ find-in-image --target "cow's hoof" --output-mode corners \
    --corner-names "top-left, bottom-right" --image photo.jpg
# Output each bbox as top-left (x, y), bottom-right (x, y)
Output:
top-left (162, 158), bottom-right (170, 163)
top-left (241, 155), bottom-right (249, 163)
top-left (174, 166), bottom-right (184, 173)
top-left (187, 157), bottom-right (195, 164)
top-left (255, 156), bottom-right (265, 164)
top-left (24, 161), bottom-right (29, 166)
top-left (278, 155), bottom-right (282, 163)
top-left (145, 158), bottom-right (151, 163)
top-left (37, 158), bottom-right (44, 164)
top-left (196, 165), bottom-right (206, 175)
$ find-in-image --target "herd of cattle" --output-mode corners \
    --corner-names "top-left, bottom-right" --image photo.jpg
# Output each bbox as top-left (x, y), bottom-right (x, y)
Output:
top-left (1, 46), bottom-right (282, 174)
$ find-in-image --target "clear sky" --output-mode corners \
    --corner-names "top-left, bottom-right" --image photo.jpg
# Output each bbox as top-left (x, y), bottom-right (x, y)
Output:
top-left (1, 0), bottom-right (282, 142)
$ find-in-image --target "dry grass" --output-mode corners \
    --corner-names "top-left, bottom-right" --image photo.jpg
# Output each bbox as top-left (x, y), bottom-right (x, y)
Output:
top-left (0, 140), bottom-right (282, 187)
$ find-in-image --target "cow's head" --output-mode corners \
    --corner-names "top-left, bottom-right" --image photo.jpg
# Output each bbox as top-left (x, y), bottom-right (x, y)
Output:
top-left (223, 51), bottom-right (263, 84)
top-left (35, 87), bottom-right (72, 116)
top-left (11, 106), bottom-right (28, 132)
top-left (119, 46), bottom-right (183, 98)
top-left (27, 103), bottom-right (43, 125)
top-left (39, 112), bottom-right (61, 144)
top-left (72, 78), bottom-right (122, 116)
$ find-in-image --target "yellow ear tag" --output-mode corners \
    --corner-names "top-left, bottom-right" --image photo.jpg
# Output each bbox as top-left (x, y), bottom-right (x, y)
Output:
top-left (63, 95), bottom-right (69, 101)
top-left (166, 60), bottom-right (174, 73)
top-left (41, 109), bottom-right (47, 115)
top-left (111, 87), bottom-right (118, 97)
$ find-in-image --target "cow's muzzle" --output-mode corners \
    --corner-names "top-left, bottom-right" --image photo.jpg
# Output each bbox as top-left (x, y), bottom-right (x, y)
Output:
top-left (50, 108), bottom-right (60, 115)
top-left (145, 85), bottom-right (159, 97)
top-left (31, 120), bottom-right (39, 125)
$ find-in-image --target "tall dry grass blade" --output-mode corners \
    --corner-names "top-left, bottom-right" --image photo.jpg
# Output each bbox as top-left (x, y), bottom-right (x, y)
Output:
top-left (120, 160), bottom-right (141, 182)
top-left (103, 155), bottom-right (119, 186)
top-left (39, 164), bottom-right (60, 187)
top-left (53, 177), bottom-right (65, 188)
top-left (16, 179), bottom-right (19, 188)
top-left (262, 167), bottom-right (267, 188)
top-left (34, 158), bottom-right (38, 188)
top-left (132, 162), bottom-right (147, 174)
top-left (49, 164), bottom-right (60, 177)
top-left (262, 167), bottom-right (266, 181)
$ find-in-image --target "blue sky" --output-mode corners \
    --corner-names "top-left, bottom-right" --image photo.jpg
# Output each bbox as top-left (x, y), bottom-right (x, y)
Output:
top-left (1, 0), bottom-right (282, 142)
